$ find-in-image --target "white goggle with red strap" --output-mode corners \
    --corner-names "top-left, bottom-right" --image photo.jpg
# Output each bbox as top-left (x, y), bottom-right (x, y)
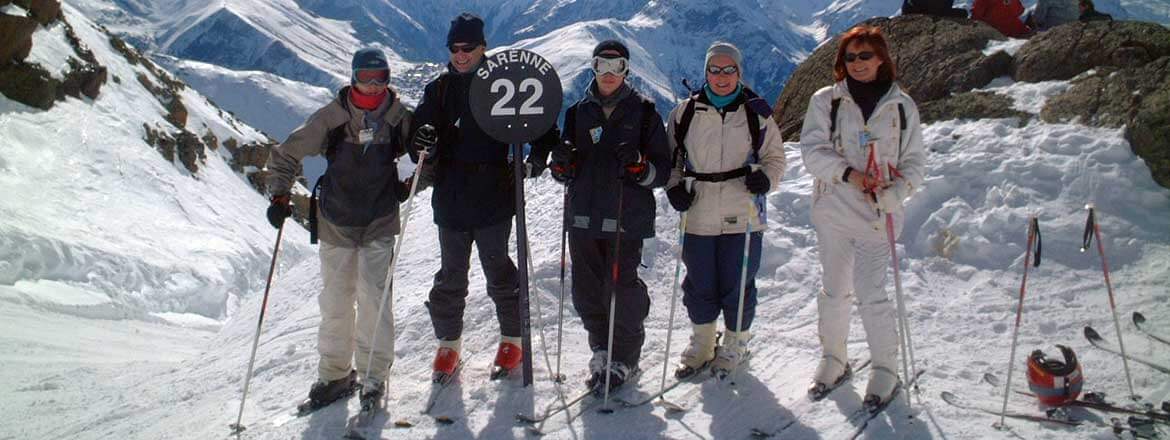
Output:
top-left (592, 56), bottom-right (629, 77)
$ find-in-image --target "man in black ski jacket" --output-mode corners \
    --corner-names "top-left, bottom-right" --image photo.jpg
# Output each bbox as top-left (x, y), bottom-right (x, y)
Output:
top-left (411, 12), bottom-right (559, 381)
top-left (549, 40), bottom-right (671, 393)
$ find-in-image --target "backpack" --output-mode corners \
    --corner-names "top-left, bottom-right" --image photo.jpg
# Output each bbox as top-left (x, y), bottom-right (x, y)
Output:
top-left (672, 87), bottom-right (770, 182)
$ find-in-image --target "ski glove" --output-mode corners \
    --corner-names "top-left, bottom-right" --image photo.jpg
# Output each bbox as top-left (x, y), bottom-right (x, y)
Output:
top-left (744, 169), bottom-right (770, 195)
top-left (550, 141), bottom-right (576, 183)
top-left (267, 194), bottom-right (292, 229)
top-left (413, 124), bottom-right (438, 162)
top-left (666, 184), bottom-right (695, 212)
top-left (875, 181), bottom-right (904, 214)
top-left (614, 142), bottom-right (642, 168)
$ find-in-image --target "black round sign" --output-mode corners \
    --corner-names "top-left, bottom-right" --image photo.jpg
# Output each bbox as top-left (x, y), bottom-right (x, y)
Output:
top-left (469, 49), bottom-right (563, 145)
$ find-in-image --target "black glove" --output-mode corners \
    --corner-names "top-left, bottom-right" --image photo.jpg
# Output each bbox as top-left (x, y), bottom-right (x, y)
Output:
top-left (623, 162), bottom-right (649, 182)
top-left (666, 184), bottom-right (694, 212)
top-left (744, 169), bottom-right (770, 195)
top-left (550, 141), bottom-right (575, 183)
top-left (413, 124), bottom-right (438, 162)
top-left (614, 142), bottom-right (642, 167)
top-left (267, 194), bottom-right (292, 229)
top-left (396, 179), bottom-right (411, 202)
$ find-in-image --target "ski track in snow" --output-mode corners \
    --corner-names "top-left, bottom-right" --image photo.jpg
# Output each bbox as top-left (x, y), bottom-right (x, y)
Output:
top-left (3, 5), bottom-right (1170, 440)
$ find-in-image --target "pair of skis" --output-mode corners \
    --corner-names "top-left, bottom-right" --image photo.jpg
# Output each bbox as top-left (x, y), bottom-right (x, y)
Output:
top-left (515, 369), bottom-right (643, 436)
top-left (749, 359), bottom-right (873, 438)
top-left (1085, 325), bottom-right (1170, 375)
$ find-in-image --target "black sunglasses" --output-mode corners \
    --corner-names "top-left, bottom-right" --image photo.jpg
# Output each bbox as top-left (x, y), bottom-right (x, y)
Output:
top-left (844, 51), bottom-right (876, 63)
top-left (448, 45), bottom-right (480, 54)
top-left (706, 65), bottom-right (738, 75)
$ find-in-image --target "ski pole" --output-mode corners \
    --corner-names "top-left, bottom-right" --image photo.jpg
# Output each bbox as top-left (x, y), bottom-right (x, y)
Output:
top-left (555, 185), bottom-right (569, 383)
top-left (362, 125), bottom-right (435, 395)
top-left (659, 177), bottom-right (695, 398)
top-left (729, 166), bottom-right (762, 384)
top-left (600, 173), bottom-right (626, 413)
top-left (998, 216), bottom-right (1041, 429)
top-left (885, 212), bottom-right (916, 403)
top-left (1082, 205), bottom-right (1138, 401)
top-left (230, 221), bottom-right (286, 434)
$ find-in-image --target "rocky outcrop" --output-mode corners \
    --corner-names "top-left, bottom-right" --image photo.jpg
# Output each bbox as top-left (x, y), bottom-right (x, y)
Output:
top-left (0, 14), bottom-right (37, 63)
top-left (1042, 56), bottom-right (1170, 189)
top-left (919, 92), bottom-right (1030, 125)
top-left (143, 124), bottom-right (209, 174)
top-left (0, 62), bottom-right (56, 109)
top-left (14, 0), bottom-right (61, 25)
top-left (773, 14), bottom-right (1010, 141)
top-left (1015, 21), bottom-right (1170, 82)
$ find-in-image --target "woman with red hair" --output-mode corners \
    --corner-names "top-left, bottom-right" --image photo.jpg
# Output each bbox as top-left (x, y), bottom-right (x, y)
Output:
top-left (798, 26), bottom-right (926, 409)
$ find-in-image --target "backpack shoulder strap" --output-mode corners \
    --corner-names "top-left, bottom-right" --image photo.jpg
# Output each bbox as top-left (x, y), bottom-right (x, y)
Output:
top-left (639, 99), bottom-right (656, 146)
top-left (898, 103), bottom-right (907, 131)
top-left (742, 87), bottom-right (772, 155)
top-left (672, 93), bottom-right (700, 170)
top-left (829, 97), bottom-right (841, 140)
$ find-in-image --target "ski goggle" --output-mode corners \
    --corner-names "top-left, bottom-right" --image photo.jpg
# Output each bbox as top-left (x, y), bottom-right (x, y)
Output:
top-left (844, 51), bottom-right (876, 63)
top-left (592, 56), bottom-right (629, 77)
top-left (354, 69), bottom-right (389, 86)
top-left (706, 65), bottom-right (739, 75)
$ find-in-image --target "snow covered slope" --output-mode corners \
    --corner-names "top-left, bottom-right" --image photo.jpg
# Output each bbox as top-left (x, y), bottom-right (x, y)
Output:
top-left (0, 6), bottom-right (314, 436)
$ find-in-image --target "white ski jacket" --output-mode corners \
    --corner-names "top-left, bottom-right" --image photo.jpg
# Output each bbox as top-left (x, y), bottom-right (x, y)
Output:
top-left (667, 91), bottom-right (787, 236)
top-left (799, 81), bottom-right (926, 242)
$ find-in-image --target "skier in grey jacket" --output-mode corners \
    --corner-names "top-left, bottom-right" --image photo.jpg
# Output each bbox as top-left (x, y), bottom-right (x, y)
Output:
top-left (266, 48), bottom-right (413, 411)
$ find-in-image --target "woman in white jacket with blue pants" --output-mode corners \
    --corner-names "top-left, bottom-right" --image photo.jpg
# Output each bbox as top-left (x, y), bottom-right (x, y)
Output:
top-left (799, 25), bottom-right (925, 407)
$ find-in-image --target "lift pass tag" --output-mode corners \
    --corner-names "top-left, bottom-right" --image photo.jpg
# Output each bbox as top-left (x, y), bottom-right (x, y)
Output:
top-left (358, 128), bottom-right (375, 144)
top-left (589, 126), bottom-right (603, 144)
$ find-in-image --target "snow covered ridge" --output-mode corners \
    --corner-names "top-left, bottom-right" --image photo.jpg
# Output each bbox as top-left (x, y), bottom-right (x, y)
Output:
top-left (0, 4), bottom-right (312, 325)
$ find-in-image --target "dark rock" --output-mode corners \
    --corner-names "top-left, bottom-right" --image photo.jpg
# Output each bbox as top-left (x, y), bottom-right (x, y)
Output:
top-left (108, 34), bottom-right (141, 65)
top-left (773, 15), bottom-right (1010, 141)
top-left (22, 0), bottom-right (60, 25)
top-left (1015, 21), bottom-right (1170, 82)
top-left (0, 14), bottom-right (37, 63)
top-left (1042, 57), bottom-right (1170, 189)
top-left (920, 91), bottom-right (1030, 124)
top-left (167, 96), bottom-right (188, 128)
top-left (202, 131), bottom-right (219, 151)
top-left (0, 61), bottom-right (57, 110)
top-left (60, 19), bottom-right (97, 64)
top-left (58, 59), bottom-right (107, 100)
top-left (224, 140), bottom-right (273, 173)
top-left (175, 130), bottom-right (205, 173)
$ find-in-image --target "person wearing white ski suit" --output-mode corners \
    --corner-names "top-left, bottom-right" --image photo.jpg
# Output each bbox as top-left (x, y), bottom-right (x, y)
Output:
top-left (799, 26), bottom-right (926, 402)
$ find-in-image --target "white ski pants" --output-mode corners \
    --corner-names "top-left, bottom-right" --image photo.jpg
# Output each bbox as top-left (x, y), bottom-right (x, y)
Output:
top-left (814, 225), bottom-right (900, 376)
top-left (318, 239), bottom-right (395, 383)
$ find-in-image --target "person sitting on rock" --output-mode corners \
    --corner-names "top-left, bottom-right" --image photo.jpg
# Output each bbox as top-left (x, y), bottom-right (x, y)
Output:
top-left (972, 0), bottom-right (1032, 38)
top-left (1079, 0), bottom-right (1114, 21)
top-left (1027, 0), bottom-right (1080, 31)
top-left (901, 0), bottom-right (969, 18)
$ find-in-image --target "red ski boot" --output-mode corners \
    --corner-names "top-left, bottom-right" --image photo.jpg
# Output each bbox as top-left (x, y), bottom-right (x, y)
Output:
top-left (490, 336), bottom-right (523, 380)
top-left (432, 338), bottom-right (461, 383)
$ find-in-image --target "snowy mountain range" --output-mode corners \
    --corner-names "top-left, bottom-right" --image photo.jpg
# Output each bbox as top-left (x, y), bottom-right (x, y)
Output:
top-left (3, 1), bottom-right (1170, 440)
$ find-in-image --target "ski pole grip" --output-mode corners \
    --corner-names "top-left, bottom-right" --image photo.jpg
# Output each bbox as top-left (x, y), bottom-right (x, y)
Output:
top-left (1081, 205), bottom-right (1095, 253)
top-left (1032, 217), bottom-right (1042, 267)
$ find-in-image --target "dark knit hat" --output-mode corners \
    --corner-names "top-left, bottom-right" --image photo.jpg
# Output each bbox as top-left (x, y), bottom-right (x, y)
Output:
top-left (447, 12), bottom-right (486, 47)
top-left (593, 39), bottom-right (630, 59)
top-left (351, 48), bottom-right (389, 85)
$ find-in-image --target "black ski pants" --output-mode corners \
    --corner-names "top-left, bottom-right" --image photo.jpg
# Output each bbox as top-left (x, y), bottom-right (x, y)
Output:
top-left (569, 230), bottom-right (650, 368)
top-left (426, 220), bottom-right (521, 340)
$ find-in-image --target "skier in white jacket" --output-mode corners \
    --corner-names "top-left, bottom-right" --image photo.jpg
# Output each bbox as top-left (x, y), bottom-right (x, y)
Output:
top-left (665, 42), bottom-right (787, 379)
top-left (799, 25), bottom-right (926, 407)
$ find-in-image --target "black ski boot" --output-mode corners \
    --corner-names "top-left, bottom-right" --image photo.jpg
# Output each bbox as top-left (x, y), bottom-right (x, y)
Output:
top-left (589, 362), bottom-right (636, 397)
top-left (298, 369), bottom-right (359, 416)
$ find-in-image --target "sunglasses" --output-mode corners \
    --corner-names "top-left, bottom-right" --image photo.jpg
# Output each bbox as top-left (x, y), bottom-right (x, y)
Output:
top-left (448, 44), bottom-right (480, 54)
top-left (706, 65), bottom-right (739, 75)
top-left (844, 51), bottom-right (876, 63)
top-left (354, 69), bottom-right (389, 86)
top-left (592, 56), bottom-right (629, 77)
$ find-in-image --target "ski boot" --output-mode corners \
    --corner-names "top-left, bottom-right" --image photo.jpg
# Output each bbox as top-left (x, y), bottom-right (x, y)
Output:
top-left (862, 367), bottom-right (901, 413)
top-left (490, 336), bottom-right (523, 380)
top-left (674, 323), bottom-right (718, 379)
top-left (808, 356), bottom-right (852, 401)
top-left (584, 349), bottom-right (608, 390)
top-left (359, 379), bottom-right (385, 412)
top-left (589, 361), bottom-right (636, 397)
top-left (711, 330), bottom-right (750, 380)
top-left (297, 369), bottom-right (359, 415)
top-left (433, 338), bottom-right (461, 383)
